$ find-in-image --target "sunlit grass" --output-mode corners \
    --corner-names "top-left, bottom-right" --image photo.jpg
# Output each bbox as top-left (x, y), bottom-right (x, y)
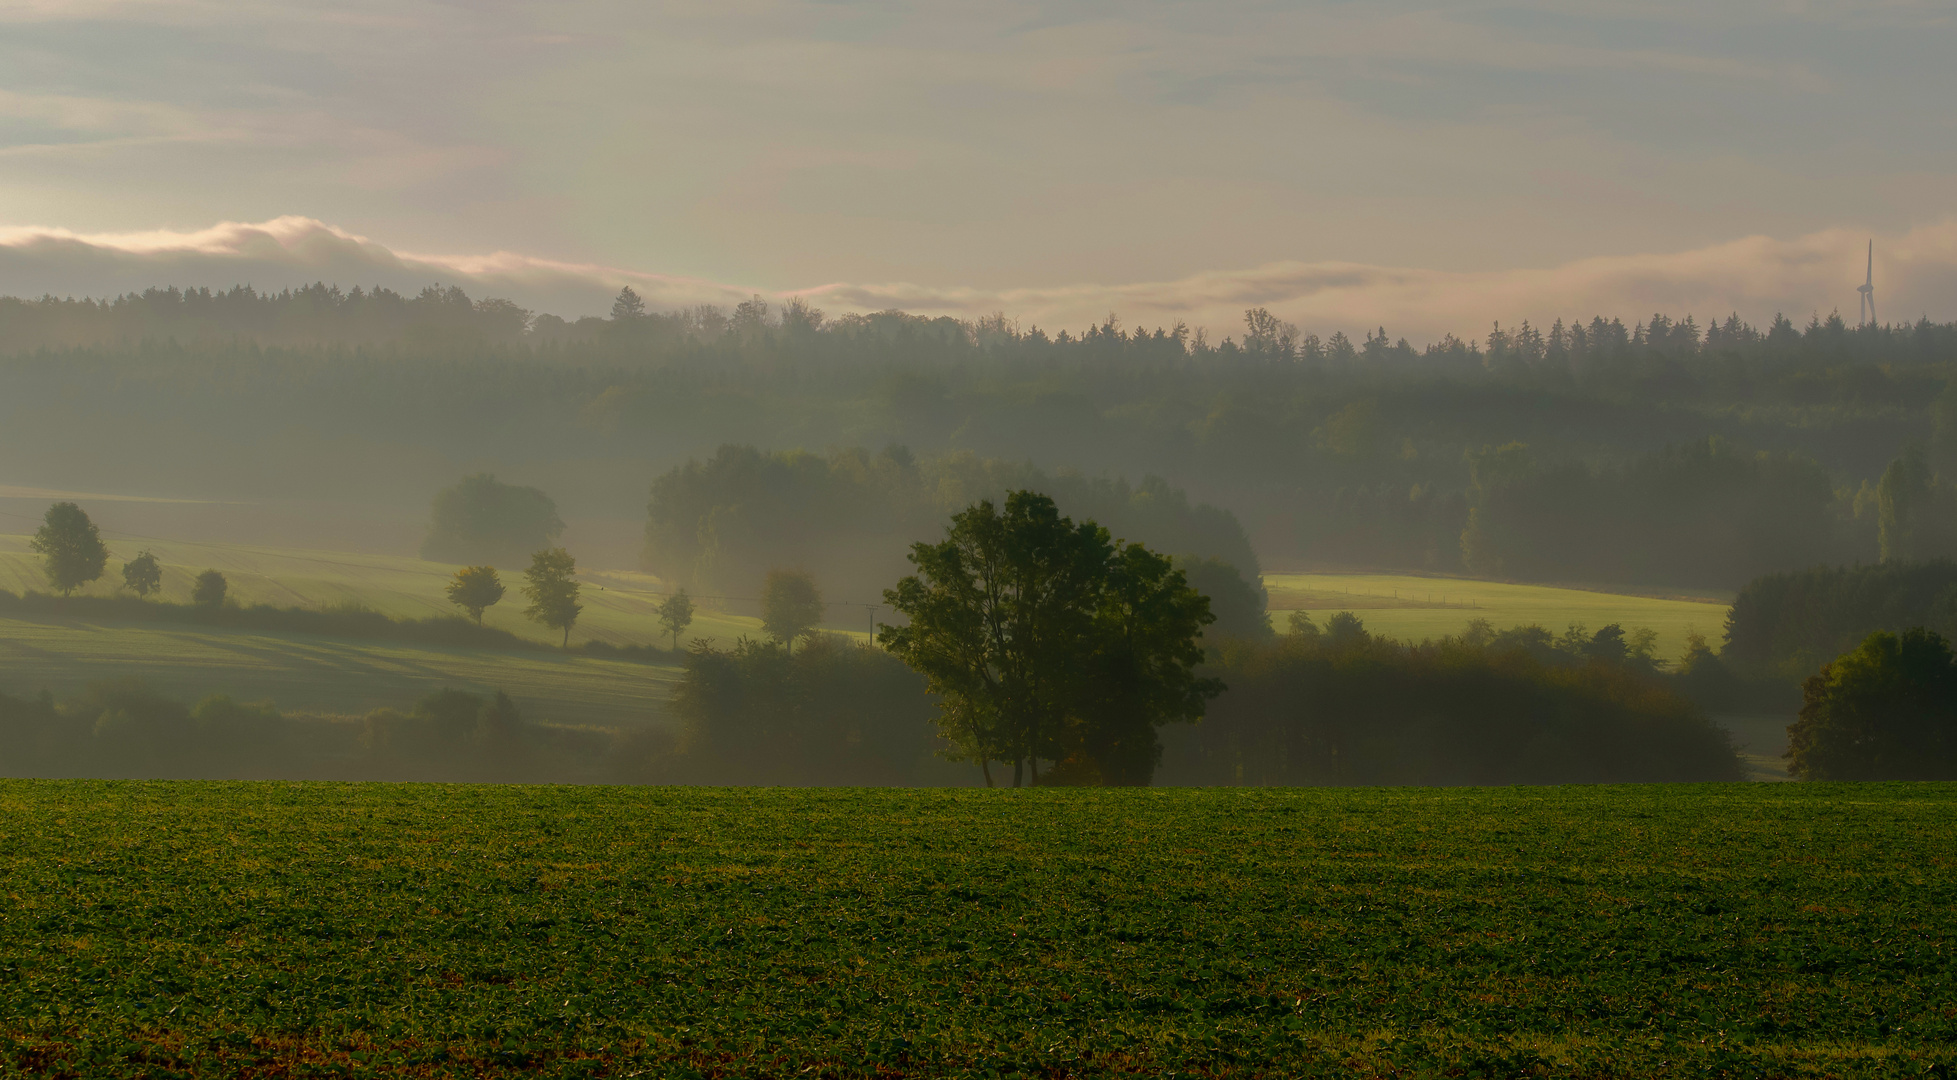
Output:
top-left (1264, 570), bottom-right (1729, 665)
top-left (0, 532), bottom-right (808, 648)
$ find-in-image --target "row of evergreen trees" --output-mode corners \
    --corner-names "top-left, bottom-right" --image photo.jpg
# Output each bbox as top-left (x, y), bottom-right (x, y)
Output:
top-left (5, 282), bottom-right (1953, 375)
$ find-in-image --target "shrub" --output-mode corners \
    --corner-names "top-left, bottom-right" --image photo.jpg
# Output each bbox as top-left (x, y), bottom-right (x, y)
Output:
top-left (1161, 623), bottom-right (1742, 786)
top-left (665, 635), bottom-right (955, 786)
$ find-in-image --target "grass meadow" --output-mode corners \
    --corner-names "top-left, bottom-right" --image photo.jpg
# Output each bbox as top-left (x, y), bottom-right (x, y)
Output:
top-left (0, 533), bottom-right (778, 650)
top-left (0, 613), bottom-right (680, 728)
top-left (0, 780), bottom-right (1947, 1078)
top-left (0, 535), bottom-right (1778, 746)
top-left (1265, 571), bottom-right (1731, 664)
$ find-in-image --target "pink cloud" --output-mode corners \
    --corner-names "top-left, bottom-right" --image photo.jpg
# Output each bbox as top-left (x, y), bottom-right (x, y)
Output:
top-left (1, 214), bottom-right (1950, 342)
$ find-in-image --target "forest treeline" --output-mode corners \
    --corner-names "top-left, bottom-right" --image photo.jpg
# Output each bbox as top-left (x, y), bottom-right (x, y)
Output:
top-left (1721, 560), bottom-right (1957, 682)
top-left (6, 283), bottom-right (1954, 375)
top-left (4, 282), bottom-right (1956, 589)
top-left (642, 444), bottom-right (1269, 631)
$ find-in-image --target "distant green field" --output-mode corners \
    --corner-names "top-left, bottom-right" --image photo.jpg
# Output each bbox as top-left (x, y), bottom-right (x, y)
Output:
top-left (0, 532), bottom-right (829, 649)
top-left (0, 781), bottom-right (1949, 1077)
top-left (1266, 571), bottom-right (1730, 665)
top-left (0, 612), bottom-right (679, 727)
top-left (2, 533), bottom-right (1728, 664)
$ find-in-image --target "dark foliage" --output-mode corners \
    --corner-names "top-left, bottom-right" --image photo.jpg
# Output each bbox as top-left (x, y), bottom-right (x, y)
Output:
top-left (191, 569), bottom-right (227, 607)
top-left (652, 635), bottom-right (959, 786)
top-left (1461, 438), bottom-right (1840, 588)
top-left (1722, 560), bottom-right (1957, 681)
top-left (1176, 555), bottom-right (1273, 640)
top-left (421, 473), bottom-right (565, 568)
top-left (30, 502), bottom-right (108, 595)
top-left (0, 682), bottom-right (609, 782)
top-left (1787, 628), bottom-right (1957, 781)
top-left (880, 492), bottom-right (1219, 787)
top-left (1161, 619), bottom-right (1742, 786)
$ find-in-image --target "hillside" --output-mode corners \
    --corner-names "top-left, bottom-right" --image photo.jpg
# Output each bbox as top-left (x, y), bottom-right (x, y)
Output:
top-left (0, 532), bottom-right (842, 648)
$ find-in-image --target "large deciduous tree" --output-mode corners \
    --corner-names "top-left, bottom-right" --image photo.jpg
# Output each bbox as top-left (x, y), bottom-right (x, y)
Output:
top-left (522, 548), bottom-right (582, 647)
top-left (880, 490), bottom-right (1219, 787)
top-left (31, 502), bottom-right (108, 595)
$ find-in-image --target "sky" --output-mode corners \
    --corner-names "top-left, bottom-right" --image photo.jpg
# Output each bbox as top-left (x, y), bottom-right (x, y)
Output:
top-left (0, 0), bottom-right (1952, 340)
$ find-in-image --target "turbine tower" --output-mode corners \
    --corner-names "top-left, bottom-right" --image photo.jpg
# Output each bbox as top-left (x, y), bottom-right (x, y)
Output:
top-left (1858, 239), bottom-right (1876, 327)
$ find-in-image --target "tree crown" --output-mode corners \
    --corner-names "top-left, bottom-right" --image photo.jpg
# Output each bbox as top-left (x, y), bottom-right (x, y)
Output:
top-left (879, 490), bottom-right (1219, 786)
top-left (30, 502), bottom-right (109, 595)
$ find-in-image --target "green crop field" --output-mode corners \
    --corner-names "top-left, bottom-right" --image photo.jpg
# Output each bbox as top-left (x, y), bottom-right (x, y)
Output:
top-left (0, 613), bottom-right (680, 728)
top-left (1266, 571), bottom-right (1730, 665)
top-left (0, 781), bottom-right (1947, 1078)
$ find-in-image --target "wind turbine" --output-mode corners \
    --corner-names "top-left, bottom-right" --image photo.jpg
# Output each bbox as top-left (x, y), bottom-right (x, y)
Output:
top-left (1858, 239), bottom-right (1876, 327)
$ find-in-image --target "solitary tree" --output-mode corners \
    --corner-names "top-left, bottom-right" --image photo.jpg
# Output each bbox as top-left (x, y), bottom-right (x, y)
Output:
top-left (522, 547), bottom-right (582, 646)
top-left (761, 570), bottom-right (824, 654)
top-left (880, 490), bottom-right (1219, 787)
top-left (121, 550), bottom-right (163, 598)
top-left (658, 588), bottom-right (696, 650)
top-left (611, 286), bottom-right (646, 320)
top-left (445, 565), bottom-right (505, 624)
top-left (192, 569), bottom-right (228, 608)
top-left (420, 474), bottom-right (565, 567)
top-left (30, 502), bottom-right (108, 595)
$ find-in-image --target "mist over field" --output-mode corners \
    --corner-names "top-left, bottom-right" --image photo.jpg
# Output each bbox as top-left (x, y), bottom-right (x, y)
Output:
top-left (9, 3), bottom-right (1957, 1075)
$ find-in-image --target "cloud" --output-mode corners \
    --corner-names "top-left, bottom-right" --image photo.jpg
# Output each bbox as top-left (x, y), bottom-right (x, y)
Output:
top-left (0, 214), bottom-right (1951, 342)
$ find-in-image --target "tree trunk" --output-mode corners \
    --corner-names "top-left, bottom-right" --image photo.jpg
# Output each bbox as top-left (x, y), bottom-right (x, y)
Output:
top-left (562, 625), bottom-right (570, 648)
top-left (1012, 757), bottom-right (1023, 788)
top-left (1030, 756), bottom-right (1040, 786)
top-left (980, 759), bottom-right (994, 788)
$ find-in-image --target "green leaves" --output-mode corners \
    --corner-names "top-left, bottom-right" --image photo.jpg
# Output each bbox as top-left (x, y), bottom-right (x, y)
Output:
top-left (29, 502), bottom-right (108, 596)
top-left (881, 491), bottom-right (1217, 786)
top-left (521, 547), bottom-right (582, 647)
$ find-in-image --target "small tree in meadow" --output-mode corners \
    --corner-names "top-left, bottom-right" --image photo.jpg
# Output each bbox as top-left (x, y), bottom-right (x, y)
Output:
top-left (30, 502), bottom-right (108, 595)
top-left (762, 570), bottom-right (824, 654)
top-left (658, 588), bottom-right (695, 650)
top-left (121, 550), bottom-right (163, 598)
top-left (522, 548), bottom-right (582, 646)
top-left (192, 569), bottom-right (228, 608)
top-left (445, 565), bottom-right (505, 625)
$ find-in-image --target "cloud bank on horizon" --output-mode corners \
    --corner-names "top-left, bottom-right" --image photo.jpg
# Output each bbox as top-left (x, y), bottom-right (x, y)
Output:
top-left (0, 216), bottom-right (1950, 344)
top-left (1, 1), bottom-right (1952, 313)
